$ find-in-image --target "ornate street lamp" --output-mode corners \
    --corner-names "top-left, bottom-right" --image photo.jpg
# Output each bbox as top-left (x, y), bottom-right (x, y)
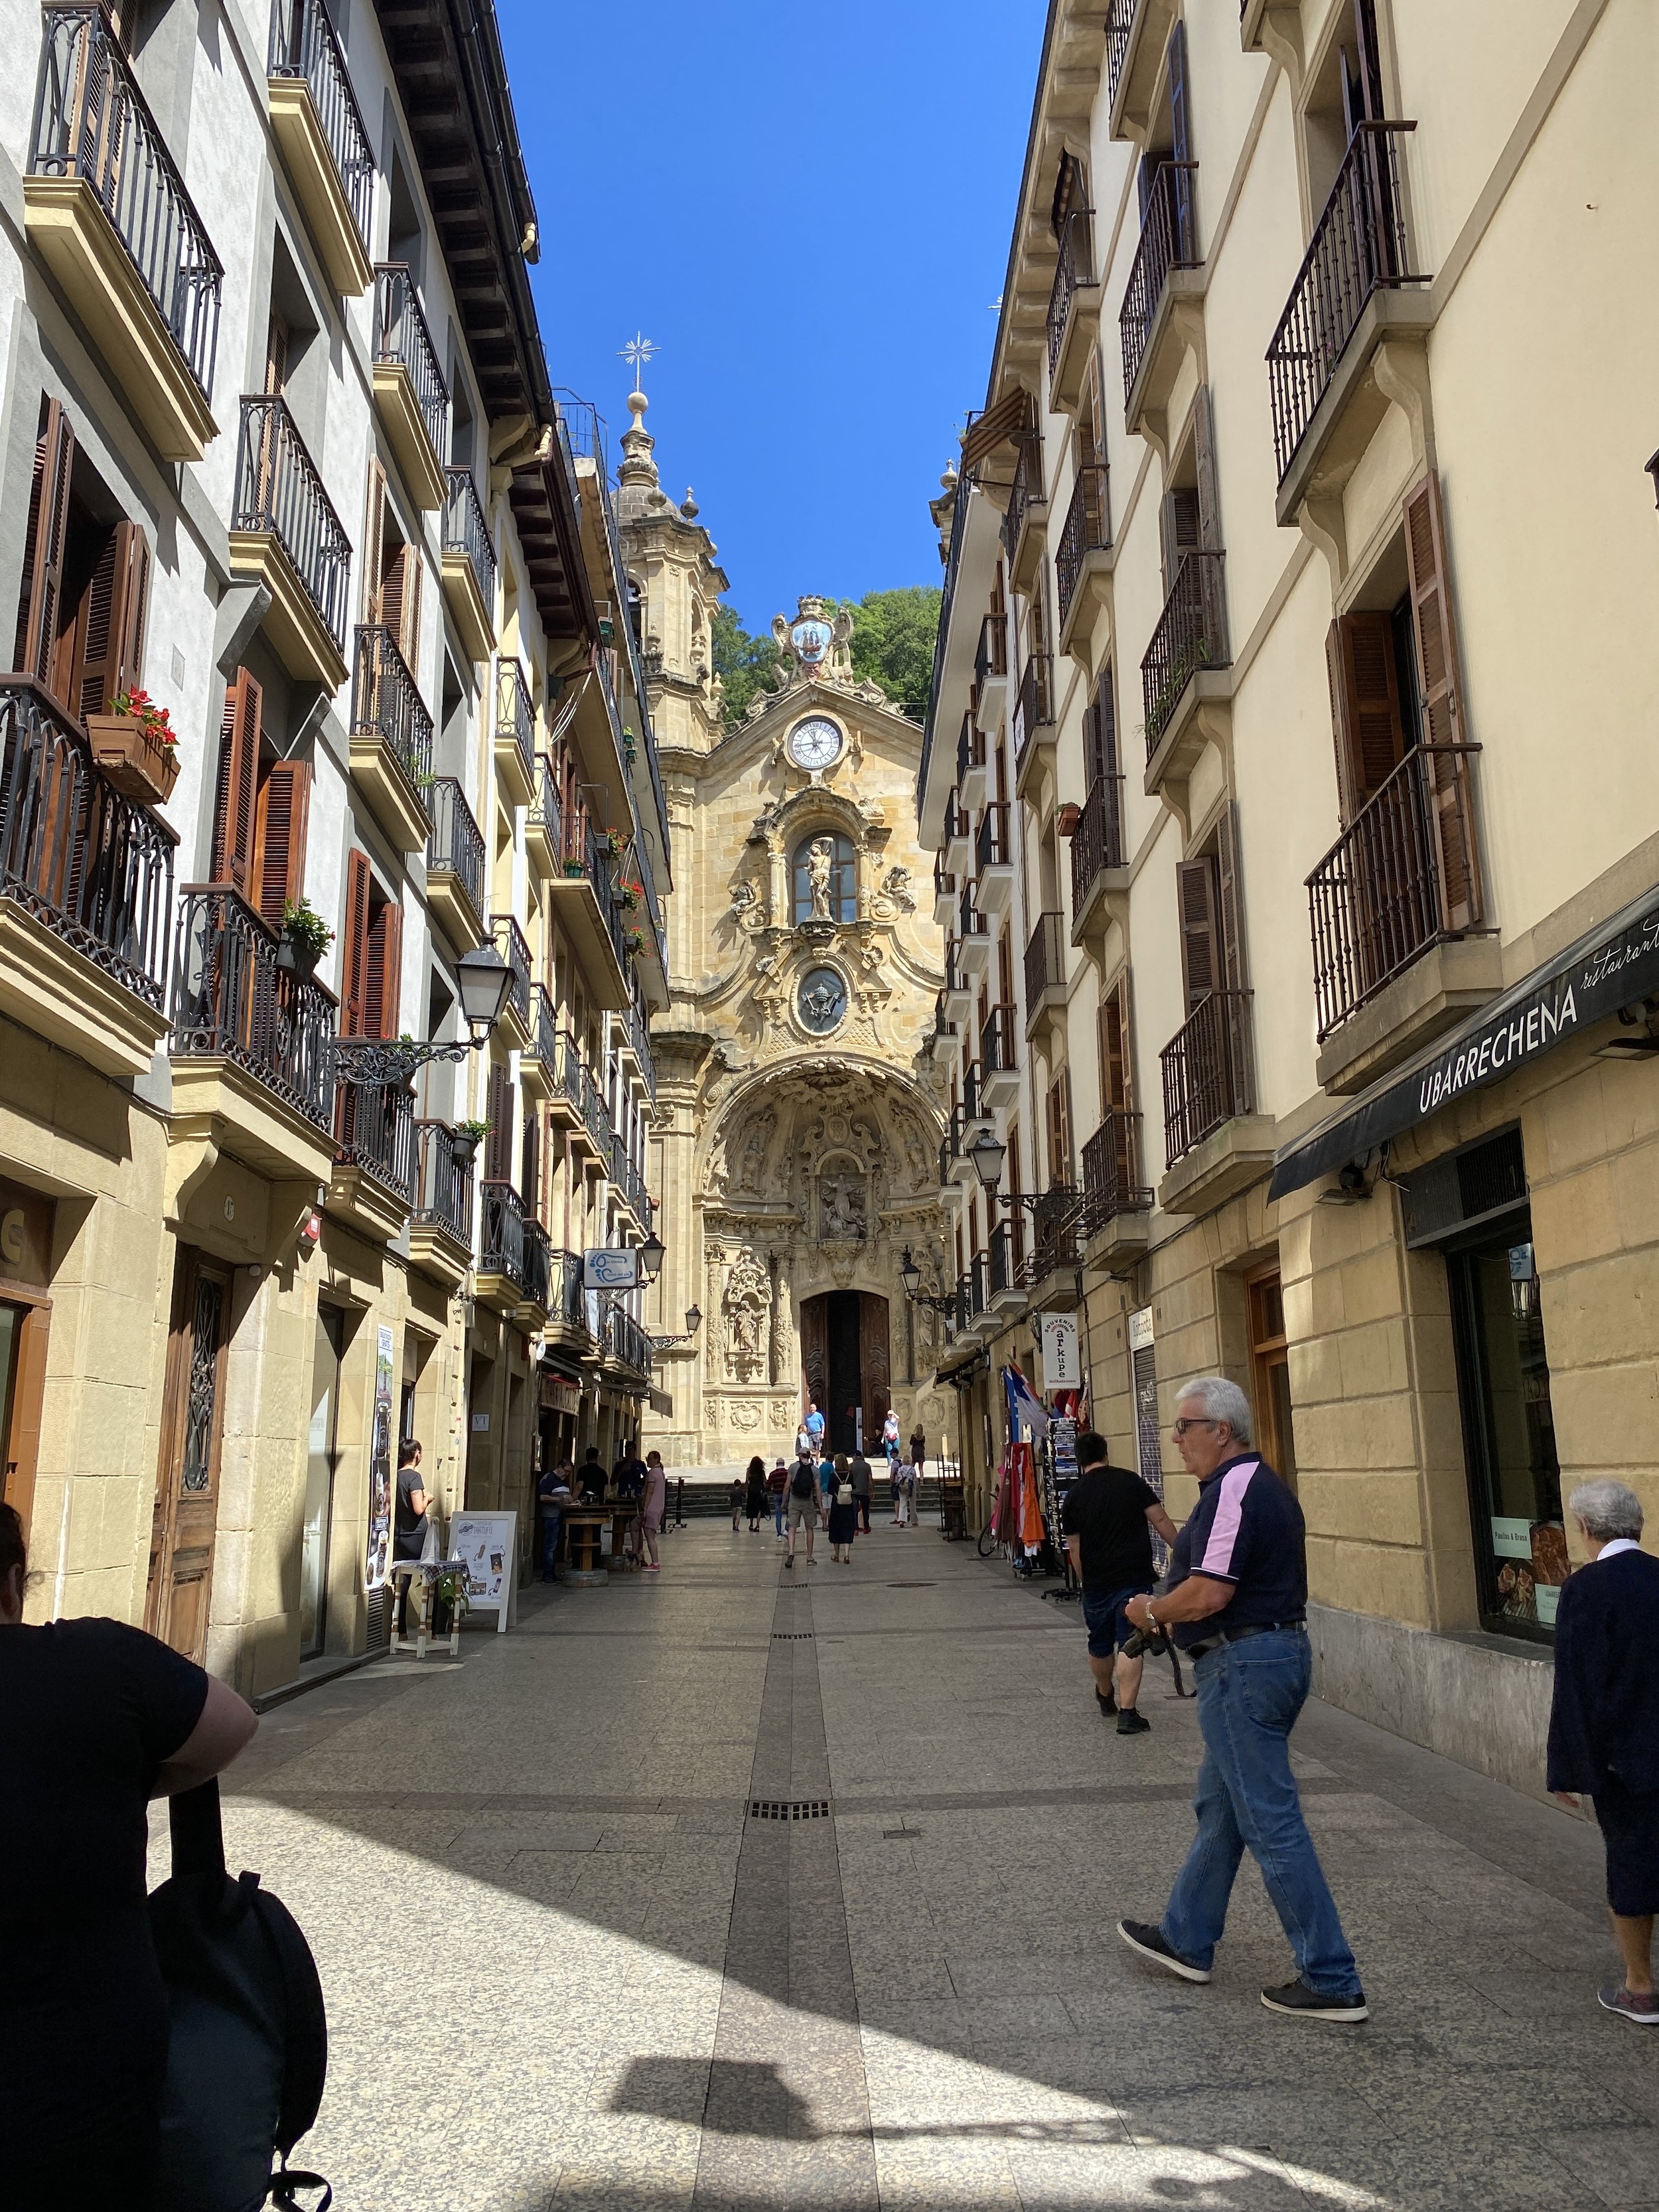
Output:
top-left (333, 944), bottom-right (515, 1085)
top-left (651, 1303), bottom-right (702, 1352)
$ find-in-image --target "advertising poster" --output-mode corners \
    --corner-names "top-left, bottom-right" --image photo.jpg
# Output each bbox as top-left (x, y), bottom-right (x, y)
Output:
top-left (364, 1323), bottom-right (394, 1591)
top-left (451, 1511), bottom-right (519, 1633)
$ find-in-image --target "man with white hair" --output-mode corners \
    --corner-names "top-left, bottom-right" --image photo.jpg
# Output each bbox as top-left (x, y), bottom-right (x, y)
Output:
top-left (1116, 1375), bottom-right (1367, 2022)
top-left (1548, 1477), bottom-right (1659, 2025)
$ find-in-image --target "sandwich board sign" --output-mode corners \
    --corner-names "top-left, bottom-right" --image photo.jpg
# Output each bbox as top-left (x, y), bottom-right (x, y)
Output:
top-left (450, 1511), bottom-right (518, 1633)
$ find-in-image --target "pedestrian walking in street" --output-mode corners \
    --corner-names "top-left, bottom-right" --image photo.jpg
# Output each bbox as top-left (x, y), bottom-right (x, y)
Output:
top-left (818, 1447), bottom-right (838, 1523)
top-left (784, 1452), bottom-right (819, 1570)
top-left (828, 1453), bottom-right (859, 1562)
top-left (393, 1436), bottom-right (429, 1637)
top-left (1547, 1478), bottom-right (1659, 2025)
top-left (1116, 1376), bottom-right (1368, 2022)
top-left (0, 1502), bottom-right (259, 2212)
top-left (768, 1457), bottom-right (789, 1541)
top-left (729, 1474), bottom-right (745, 1531)
top-left (805, 1400), bottom-right (826, 1453)
top-left (883, 1408), bottom-right (901, 1471)
top-left (744, 1455), bottom-right (768, 1530)
top-left (849, 1447), bottom-right (873, 1534)
top-left (638, 1450), bottom-right (667, 1572)
top-left (538, 1460), bottom-right (574, 1582)
top-left (909, 1426), bottom-right (927, 1524)
top-left (613, 1438), bottom-right (646, 1562)
top-left (892, 1454), bottom-right (911, 1526)
top-left (1060, 1430), bottom-right (1179, 1734)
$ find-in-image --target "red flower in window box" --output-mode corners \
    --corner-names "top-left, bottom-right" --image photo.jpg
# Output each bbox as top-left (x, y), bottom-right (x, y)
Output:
top-left (86, 689), bottom-right (179, 806)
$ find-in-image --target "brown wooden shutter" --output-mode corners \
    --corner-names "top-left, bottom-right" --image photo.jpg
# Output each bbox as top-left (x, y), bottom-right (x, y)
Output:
top-left (485, 1059), bottom-right (512, 1182)
top-left (362, 459), bottom-right (387, 623)
top-left (1007, 1120), bottom-right (1025, 1266)
top-left (252, 759), bottom-right (311, 928)
top-left (1352, 0), bottom-right (1386, 121)
top-left (1403, 471), bottom-right (1478, 926)
top-left (1193, 386), bottom-right (1221, 552)
top-left (264, 315), bottom-right (289, 397)
top-left (339, 848), bottom-right (372, 1037)
top-left (522, 1105), bottom-right (540, 1210)
top-left (363, 895), bottom-right (402, 1040)
top-left (1089, 662), bottom-right (1118, 782)
top-left (15, 400), bottom-right (75, 693)
top-left (2, 1303), bottom-right (50, 1539)
top-left (1216, 801), bottom-right (1247, 993)
top-left (210, 671), bottom-right (262, 897)
top-left (1327, 613), bottom-right (1406, 822)
top-left (1100, 974), bottom-right (1131, 1112)
top-left (1177, 854), bottom-right (1220, 1013)
top-left (398, 544), bottom-right (421, 672)
top-left (997, 927), bottom-right (1015, 1007)
top-left (1161, 486), bottom-right (1201, 593)
top-left (70, 520), bottom-right (151, 721)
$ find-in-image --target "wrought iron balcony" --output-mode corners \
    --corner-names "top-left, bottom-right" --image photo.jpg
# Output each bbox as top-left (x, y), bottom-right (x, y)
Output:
top-left (1106, 0), bottom-right (1134, 105)
top-left (975, 802), bottom-right (1011, 875)
top-left (31, 7), bottom-right (223, 405)
top-left (412, 1118), bottom-right (474, 1248)
top-left (1070, 771), bottom-right (1126, 913)
top-left (988, 1222), bottom-right (1015, 1301)
top-left (522, 982), bottom-right (559, 1078)
top-left (621, 996), bottom-right (657, 1102)
top-left (975, 612), bottom-right (1009, 688)
top-left (233, 395), bottom-right (350, 654)
top-left (1022, 1185), bottom-right (1084, 1284)
top-left (610, 1131), bottom-right (651, 1223)
top-left (1307, 743), bottom-right (1483, 1042)
top-left (1012, 652), bottom-right (1054, 765)
top-left (603, 1301), bottom-right (654, 1379)
top-left (171, 885), bottom-right (335, 1128)
top-left (494, 655), bottom-right (535, 797)
top-left (551, 1027), bottom-right (587, 1118)
top-left (426, 778), bottom-right (485, 920)
top-left (1047, 208), bottom-right (1096, 374)
top-left (372, 262), bottom-right (450, 490)
top-left (335, 1074), bottom-right (415, 1203)
top-left (267, 0), bottom-right (374, 255)
top-left (551, 1247), bottom-right (587, 1334)
top-left (489, 913), bottom-right (532, 1033)
top-left (579, 1057), bottom-right (611, 1161)
top-left (352, 625), bottom-right (434, 829)
top-left (1056, 463), bottom-right (1112, 633)
top-left (1267, 123), bottom-right (1423, 484)
top-left (1082, 1110), bottom-right (1152, 1231)
top-left (981, 1002), bottom-right (1018, 1082)
top-left (1161, 990), bottom-right (1255, 1167)
top-left (1024, 909), bottom-right (1067, 1009)
top-left (958, 881), bottom-right (988, 950)
top-left (1002, 430), bottom-right (1046, 571)
top-left (1121, 161), bottom-right (1198, 404)
top-left (443, 466), bottom-right (497, 617)
top-left (1142, 552), bottom-right (1228, 759)
top-left (478, 1179), bottom-right (528, 1291)
top-left (0, 679), bottom-right (173, 1015)
top-left (956, 711), bottom-right (985, 788)
top-left (522, 1218), bottom-right (551, 1313)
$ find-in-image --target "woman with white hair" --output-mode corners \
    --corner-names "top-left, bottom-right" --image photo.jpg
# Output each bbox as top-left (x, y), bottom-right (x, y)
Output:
top-left (1547, 1477), bottom-right (1659, 2025)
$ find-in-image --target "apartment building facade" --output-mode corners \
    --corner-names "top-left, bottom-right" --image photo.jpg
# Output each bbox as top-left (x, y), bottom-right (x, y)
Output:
top-left (920, 0), bottom-right (1657, 1792)
top-left (0, 0), bottom-right (662, 1695)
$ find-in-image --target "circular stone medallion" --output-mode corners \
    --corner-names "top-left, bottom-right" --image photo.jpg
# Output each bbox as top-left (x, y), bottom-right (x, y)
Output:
top-left (797, 967), bottom-right (848, 1034)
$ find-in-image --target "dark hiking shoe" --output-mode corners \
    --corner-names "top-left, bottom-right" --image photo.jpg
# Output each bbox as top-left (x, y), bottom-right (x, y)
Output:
top-left (1116, 1708), bottom-right (1151, 1736)
top-left (1096, 1686), bottom-right (1117, 1716)
top-left (1599, 1985), bottom-right (1659, 2025)
top-left (1261, 1978), bottom-right (1369, 2022)
top-left (1117, 1920), bottom-right (1211, 1984)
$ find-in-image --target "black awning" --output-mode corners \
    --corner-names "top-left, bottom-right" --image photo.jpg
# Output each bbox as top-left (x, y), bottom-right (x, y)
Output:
top-left (1270, 887), bottom-right (1659, 1201)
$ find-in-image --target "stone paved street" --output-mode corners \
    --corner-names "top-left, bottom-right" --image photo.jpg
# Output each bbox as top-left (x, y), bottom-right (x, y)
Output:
top-left (199, 1518), bottom-right (1659, 2212)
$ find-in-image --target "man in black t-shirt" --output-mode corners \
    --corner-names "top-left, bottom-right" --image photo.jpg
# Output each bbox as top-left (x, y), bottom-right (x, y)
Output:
top-left (394, 1437), bottom-right (428, 1635)
top-left (1060, 1430), bottom-right (1178, 1736)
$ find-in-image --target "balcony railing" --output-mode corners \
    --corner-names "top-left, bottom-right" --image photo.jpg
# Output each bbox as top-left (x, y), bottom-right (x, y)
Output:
top-left (988, 1222), bottom-right (1015, 1300)
top-left (1267, 122), bottom-right (1422, 484)
top-left (1161, 990), bottom-right (1255, 1167)
top-left (171, 886), bottom-right (335, 1128)
top-left (335, 1074), bottom-right (415, 1202)
top-left (479, 1179), bottom-right (527, 1290)
top-left (610, 1132), bottom-right (650, 1222)
top-left (551, 1247), bottom-right (587, 1333)
top-left (1143, 552), bottom-right (1228, 758)
top-left (975, 612), bottom-right (1009, 688)
top-left (523, 1218), bottom-right (551, 1312)
top-left (353, 626), bottom-right (433, 809)
top-left (1024, 909), bottom-right (1066, 1006)
top-left (526, 980), bottom-right (559, 1067)
top-left (1047, 208), bottom-right (1095, 374)
top-left (268, 0), bottom-right (374, 252)
top-left (0, 680), bottom-right (173, 1010)
top-left (412, 1119), bottom-right (474, 1248)
top-left (579, 1058), bottom-right (611, 1161)
top-left (489, 913), bottom-right (532, 1031)
top-left (1307, 743), bottom-right (1483, 1042)
top-left (962, 1060), bottom-right (984, 1125)
top-left (1121, 161), bottom-right (1199, 404)
top-left (945, 786), bottom-right (969, 847)
top-left (958, 882), bottom-right (987, 954)
top-left (552, 1028), bottom-right (585, 1117)
top-left (956, 712), bottom-right (984, 788)
top-left (234, 396), bottom-right (350, 650)
top-left (1023, 1185), bottom-right (1084, 1284)
top-left (1105, 0), bottom-right (1133, 108)
top-left (1082, 1110), bottom-right (1152, 1230)
top-left (495, 656), bottom-right (535, 791)
top-left (427, 777), bottom-right (484, 915)
top-left (373, 263), bottom-right (450, 465)
top-left (443, 466), bottom-right (497, 615)
top-left (622, 997), bottom-right (656, 1101)
top-left (604, 1301), bottom-right (654, 1378)
top-left (1070, 771), bottom-right (1126, 911)
top-left (981, 1001), bottom-right (1018, 1080)
top-left (1056, 463), bottom-right (1112, 631)
top-left (1012, 652), bottom-right (1054, 764)
top-left (32, 7), bottom-right (224, 398)
top-left (975, 803), bottom-right (1011, 874)
top-left (1002, 431), bottom-right (1045, 567)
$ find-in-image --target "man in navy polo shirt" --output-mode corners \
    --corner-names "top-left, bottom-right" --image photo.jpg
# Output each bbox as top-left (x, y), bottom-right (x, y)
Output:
top-left (1116, 1375), bottom-right (1367, 2022)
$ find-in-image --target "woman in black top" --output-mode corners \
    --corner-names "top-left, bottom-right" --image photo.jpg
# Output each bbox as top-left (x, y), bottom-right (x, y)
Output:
top-left (0, 1503), bottom-right (259, 2211)
top-left (743, 1455), bottom-right (768, 1530)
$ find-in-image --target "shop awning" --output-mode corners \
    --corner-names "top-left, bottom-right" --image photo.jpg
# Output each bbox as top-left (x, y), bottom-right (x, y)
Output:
top-left (1270, 885), bottom-right (1659, 1201)
top-left (649, 1388), bottom-right (673, 1418)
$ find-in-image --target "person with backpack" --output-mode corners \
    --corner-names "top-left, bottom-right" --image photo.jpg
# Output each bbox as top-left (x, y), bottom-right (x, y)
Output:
top-left (785, 1451), bottom-right (820, 1570)
top-left (0, 1501), bottom-right (261, 2211)
top-left (827, 1453), bottom-right (859, 1564)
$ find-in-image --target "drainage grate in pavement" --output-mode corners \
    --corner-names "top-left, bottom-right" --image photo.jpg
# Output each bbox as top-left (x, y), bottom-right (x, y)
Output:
top-left (748, 1798), bottom-right (832, 1822)
top-left (771, 1631), bottom-right (815, 1640)
top-left (886, 1582), bottom-right (936, 1589)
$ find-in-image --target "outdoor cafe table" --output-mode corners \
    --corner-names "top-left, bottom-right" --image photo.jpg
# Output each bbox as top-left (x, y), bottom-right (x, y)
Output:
top-left (607, 1498), bottom-right (640, 1568)
top-left (561, 1505), bottom-right (609, 1584)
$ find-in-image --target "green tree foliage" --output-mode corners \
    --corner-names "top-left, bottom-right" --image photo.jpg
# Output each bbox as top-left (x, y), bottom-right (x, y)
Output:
top-left (712, 605), bottom-right (781, 730)
top-left (843, 587), bottom-right (942, 721)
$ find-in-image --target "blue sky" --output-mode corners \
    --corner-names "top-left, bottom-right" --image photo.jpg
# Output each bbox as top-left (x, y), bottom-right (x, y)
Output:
top-left (496, 0), bottom-right (1043, 633)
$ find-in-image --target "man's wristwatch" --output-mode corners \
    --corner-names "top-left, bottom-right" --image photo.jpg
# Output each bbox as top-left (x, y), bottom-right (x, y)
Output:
top-left (1143, 1601), bottom-right (1159, 1631)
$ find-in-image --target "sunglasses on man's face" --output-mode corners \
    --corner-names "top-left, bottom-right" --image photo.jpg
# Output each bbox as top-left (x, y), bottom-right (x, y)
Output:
top-left (1171, 1416), bottom-right (1222, 1438)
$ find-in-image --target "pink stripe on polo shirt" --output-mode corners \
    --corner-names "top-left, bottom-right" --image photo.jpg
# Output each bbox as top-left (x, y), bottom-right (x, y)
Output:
top-left (1199, 1458), bottom-right (1261, 1580)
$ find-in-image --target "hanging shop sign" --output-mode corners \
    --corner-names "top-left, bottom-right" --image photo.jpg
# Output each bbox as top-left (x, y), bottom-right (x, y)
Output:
top-left (540, 1375), bottom-right (582, 1414)
top-left (1039, 1312), bottom-right (1081, 1388)
top-left (585, 1248), bottom-right (640, 1290)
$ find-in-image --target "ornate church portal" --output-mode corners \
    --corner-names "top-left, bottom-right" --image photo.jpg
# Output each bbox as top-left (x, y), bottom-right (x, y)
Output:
top-left (616, 391), bottom-right (952, 1466)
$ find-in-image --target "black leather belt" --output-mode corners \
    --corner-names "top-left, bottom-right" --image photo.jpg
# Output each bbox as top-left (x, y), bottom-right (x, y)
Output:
top-left (1187, 1619), bottom-right (1306, 1658)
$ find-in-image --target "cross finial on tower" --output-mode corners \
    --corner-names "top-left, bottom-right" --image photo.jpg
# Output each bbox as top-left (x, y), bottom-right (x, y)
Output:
top-left (620, 332), bottom-right (659, 395)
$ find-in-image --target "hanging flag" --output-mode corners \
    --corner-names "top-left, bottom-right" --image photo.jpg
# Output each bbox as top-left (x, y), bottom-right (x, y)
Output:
top-left (1003, 1362), bottom-right (1049, 1445)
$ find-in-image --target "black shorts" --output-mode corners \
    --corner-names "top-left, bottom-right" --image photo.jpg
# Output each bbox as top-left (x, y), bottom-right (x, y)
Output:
top-left (1593, 1777), bottom-right (1659, 1917)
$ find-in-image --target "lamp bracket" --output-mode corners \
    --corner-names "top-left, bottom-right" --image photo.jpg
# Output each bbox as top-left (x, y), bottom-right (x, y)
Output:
top-left (332, 1034), bottom-right (484, 1087)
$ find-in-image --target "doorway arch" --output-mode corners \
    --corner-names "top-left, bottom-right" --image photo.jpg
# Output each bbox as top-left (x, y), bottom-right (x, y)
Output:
top-left (800, 1289), bottom-right (890, 1455)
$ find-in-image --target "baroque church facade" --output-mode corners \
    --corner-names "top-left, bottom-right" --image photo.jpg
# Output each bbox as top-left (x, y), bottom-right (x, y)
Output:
top-left (616, 394), bottom-right (954, 1466)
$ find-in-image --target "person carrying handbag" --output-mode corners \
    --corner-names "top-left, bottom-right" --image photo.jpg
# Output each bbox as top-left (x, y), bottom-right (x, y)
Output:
top-left (827, 1453), bottom-right (859, 1563)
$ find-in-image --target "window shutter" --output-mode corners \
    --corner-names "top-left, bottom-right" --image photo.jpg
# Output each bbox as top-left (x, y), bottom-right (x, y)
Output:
top-left (485, 1060), bottom-right (511, 1182)
top-left (14, 399), bottom-right (75, 693)
top-left (522, 1105), bottom-right (540, 1210)
top-left (339, 848), bottom-right (372, 1037)
top-left (997, 927), bottom-right (1015, 1007)
top-left (1193, 386), bottom-right (1221, 552)
top-left (264, 315), bottom-right (289, 398)
top-left (1169, 19), bottom-right (1191, 163)
top-left (1091, 662), bottom-right (1118, 781)
top-left (1059, 1068), bottom-right (1074, 1183)
top-left (1177, 854), bottom-right (1220, 1013)
top-left (378, 538), bottom-right (404, 646)
top-left (1352, 0), bottom-right (1386, 122)
top-left (1327, 613), bottom-right (1405, 822)
top-left (253, 759), bottom-right (311, 928)
top-left (1160, 486), bottom-right (1201, 593)
top-left (1216, 801), bottom-right (1247, 994)
top-left (1100, 973), bottom-right (1131, 1112)
top-left (398, 544), bottom-right (421, 674)
top-left (1050, 149), bottom-right (1086, 240)
top-left (1403, 472), bottom-right (1463, 749)
top-left (363, 896), bottom-right (402, 1041)
top-left (210, 670), bottom-right (262, 897)
top-left (362, 459), bottom-right (387, 623)
top-left (70, 520), bottom-right (151, 721)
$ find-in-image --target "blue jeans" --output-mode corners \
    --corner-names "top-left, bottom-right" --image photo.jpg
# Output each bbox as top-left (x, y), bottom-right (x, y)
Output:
top-left (772, 1495), bottom-right (786, 1536)
top-left (1161, 1631), bottom-right (1362, 1998)
top-left (540, 1507), bottom-right (561, 1580)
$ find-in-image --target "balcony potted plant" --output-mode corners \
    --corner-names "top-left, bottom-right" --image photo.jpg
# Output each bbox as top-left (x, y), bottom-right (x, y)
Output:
top-left (623, 926), bottom-right (646, 958)
top-left (87, 689), bottom-right (179, 806)
top-left (451, 1118), bottom-right (489, 1168)
top-left (1055, 801), bottom-right (1082, 837)
top-left (603, 827), bottom-right (625, 865)
top-left (277, 897), bottom-right (334, 979)
top-left (617, 877), bottom-right (643, 913)
top-left (622, 723), bottom-right (638, 767)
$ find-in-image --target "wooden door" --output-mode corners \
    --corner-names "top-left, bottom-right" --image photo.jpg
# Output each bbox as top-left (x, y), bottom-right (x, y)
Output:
top-left (859, 1293), bottom-right (891, 1449)
top-left (0, 1299), bottom-right (49, 1538)
top-left (800, 1293), bottom-right (828, 1423)
top-left (147, 1250), bottom-right (232, 1662)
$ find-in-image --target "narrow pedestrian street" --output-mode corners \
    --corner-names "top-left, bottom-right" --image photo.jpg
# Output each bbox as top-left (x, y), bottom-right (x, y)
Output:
top-left (206, 1520), bottom-right (1658, 2212)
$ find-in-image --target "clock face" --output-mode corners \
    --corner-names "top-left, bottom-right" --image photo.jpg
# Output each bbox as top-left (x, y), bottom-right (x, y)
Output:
top-left (788, 716), bottom-right (843, 771)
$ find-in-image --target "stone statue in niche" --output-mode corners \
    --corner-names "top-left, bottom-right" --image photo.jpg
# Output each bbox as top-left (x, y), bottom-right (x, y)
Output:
top-left (735, 1108), bottom-right (776, 1197)
top-left (806, 838), bottom-right (835, 922)
top-left (723, 1248), bottom-right (771, 1383)
top-left (821, 1171), bottom-right (866, 1241)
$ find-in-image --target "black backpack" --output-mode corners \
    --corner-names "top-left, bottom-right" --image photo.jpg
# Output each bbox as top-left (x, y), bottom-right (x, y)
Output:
top-left (790, 1459), bottom-right (816, 1499)
top-left (147, 1781), bottom-right (330, 2211)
